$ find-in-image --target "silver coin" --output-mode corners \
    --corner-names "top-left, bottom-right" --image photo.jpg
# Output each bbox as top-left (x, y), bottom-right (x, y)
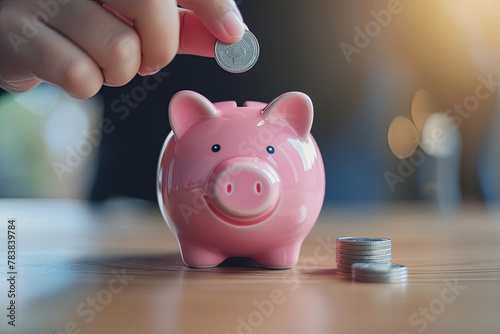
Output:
top-left (337, 257), bottom-right (392, 262)
top-left (337, 248), bottom-right (392, 256)
top-left (336, 268), bottom-right (354, 273)
top-left (337, 260), bottom-right (391, 266)
top-left (215, 30), bottom-right (259, 73)
top-left (353, 275), bottom-right (408, 283)
top-left (337, 260), bottom-right (392, 265)
top-left (337, 237), bottom-right (391, 246)
top-left (336, 267), bottom-right (353, 273)
top-left (337, 261), bottom-right (392, 268)
top-left (351, 263), bottom-right (407, 275)
top-left (351, 270), bottom-right (407, 278)
top-left (337, 254), bottom-right (392, 260)
top-left (352, 270), bottom-right (408, 278)
top-left (337, 256), bottom-right (392, 262)
top-left (337, 245), bottom-right (392, 251)
top-left (353, 274), bottom-right (408, 281)
top-left (350, 264), bottom-right (408, 283)
top-left (338, 262), bottom-right (391, 268)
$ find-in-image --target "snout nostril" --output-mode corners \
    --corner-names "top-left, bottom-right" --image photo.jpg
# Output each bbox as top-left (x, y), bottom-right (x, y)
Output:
top-left (226, 183), bottom-right (233, 194)
top-left (255, 181), bottom-right (262, 195)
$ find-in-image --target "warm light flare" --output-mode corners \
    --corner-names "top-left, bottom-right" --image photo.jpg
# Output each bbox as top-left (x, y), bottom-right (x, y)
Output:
top-left (387, 116), bottom-right (419, 159)
top-left (411, 89), bottom-right (435, 134)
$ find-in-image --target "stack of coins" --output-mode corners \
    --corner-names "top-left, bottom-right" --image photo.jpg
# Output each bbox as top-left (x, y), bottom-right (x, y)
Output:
top-left (336, 237), bottom-right (392, 279)
top-left (351, 263), bottom-right (408, 283)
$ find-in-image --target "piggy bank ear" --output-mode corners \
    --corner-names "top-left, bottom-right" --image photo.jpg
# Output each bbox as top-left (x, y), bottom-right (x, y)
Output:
top-left (262, 92), bottom-right (313, 140)
top-left (169, 91), bottom-right (218, 139)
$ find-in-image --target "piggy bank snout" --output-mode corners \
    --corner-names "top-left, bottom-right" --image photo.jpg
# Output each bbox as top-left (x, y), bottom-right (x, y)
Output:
top-left (208, 160), bottom-right (280, 221)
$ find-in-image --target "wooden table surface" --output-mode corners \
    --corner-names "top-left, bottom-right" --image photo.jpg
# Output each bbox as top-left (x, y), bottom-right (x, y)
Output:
top-left (0, 199), bottom-right (499, 334)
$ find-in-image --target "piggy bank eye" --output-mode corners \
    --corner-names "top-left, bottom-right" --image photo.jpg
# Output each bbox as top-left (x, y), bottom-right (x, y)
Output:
top-left (266, 146), bottom-right (275, 154)
top-left (212, 144), bottom-right (221, 152)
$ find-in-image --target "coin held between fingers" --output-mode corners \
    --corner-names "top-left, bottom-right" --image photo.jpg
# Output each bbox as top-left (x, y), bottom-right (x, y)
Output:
top-left (215, 30), bottom-right (259, 73)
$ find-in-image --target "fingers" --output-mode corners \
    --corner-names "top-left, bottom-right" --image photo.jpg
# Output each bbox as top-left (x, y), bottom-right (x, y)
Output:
top-left (17, 25), bottom-right (104, 99)
top-left (0, 0), bottom-right (247, 99)
top-left (47, 0), bottom-right (141, 87)
top-left (178, 0), bottom-right (245, 44)
top-left (101, 0), bottom-right (180, 76)
top-left (177, 9), bottom-right (217, 57)
top-left (101, 0), bottom-right (245, 68)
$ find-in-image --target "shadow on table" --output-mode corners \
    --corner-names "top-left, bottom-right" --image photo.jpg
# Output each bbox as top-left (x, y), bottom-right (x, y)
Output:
top-left (72, 253), bottom-right (285, 277)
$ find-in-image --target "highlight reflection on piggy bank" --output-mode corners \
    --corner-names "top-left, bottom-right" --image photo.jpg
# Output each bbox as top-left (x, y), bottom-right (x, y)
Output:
top-left (157, 91), bottom-right (325, 268)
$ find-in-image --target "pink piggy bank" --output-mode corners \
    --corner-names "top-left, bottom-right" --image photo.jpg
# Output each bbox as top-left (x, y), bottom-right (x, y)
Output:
top-left (157, 91), bottom-right (325, 268)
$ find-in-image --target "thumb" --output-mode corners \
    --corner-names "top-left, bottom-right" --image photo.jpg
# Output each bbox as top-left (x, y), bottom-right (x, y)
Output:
top-left (178, 0), bottom-right (245, 44)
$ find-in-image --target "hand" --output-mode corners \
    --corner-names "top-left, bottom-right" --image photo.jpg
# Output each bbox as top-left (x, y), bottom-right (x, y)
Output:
top-left (0, 0), bottom-right (245, 98)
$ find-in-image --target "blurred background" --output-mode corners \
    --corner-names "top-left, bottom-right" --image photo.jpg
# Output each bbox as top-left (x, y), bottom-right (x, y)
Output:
top-left (2, 0), bottom-right (500, 212)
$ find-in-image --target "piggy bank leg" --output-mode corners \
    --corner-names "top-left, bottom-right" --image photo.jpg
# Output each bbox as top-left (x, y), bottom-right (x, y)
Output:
top-left (253, 243), bottom-right (302, 269)
top-left (179, 241), bottom-right (227, 268)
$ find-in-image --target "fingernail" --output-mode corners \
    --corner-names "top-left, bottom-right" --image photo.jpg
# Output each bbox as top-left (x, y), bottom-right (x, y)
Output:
top-left (222, 11), bottom-right (245, 38)
top-left (139, 66), bottom-right (161, 76)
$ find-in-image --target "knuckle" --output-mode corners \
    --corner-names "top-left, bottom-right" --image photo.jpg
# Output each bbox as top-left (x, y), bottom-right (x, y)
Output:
top-left (62, 58), bottom-right (89, 85)
top-left (106, 31), bottom-right (140, 66)
top-left (61, 58), bottom-right (101, 99)
top-left (104, 32), bottom-right (140, 85)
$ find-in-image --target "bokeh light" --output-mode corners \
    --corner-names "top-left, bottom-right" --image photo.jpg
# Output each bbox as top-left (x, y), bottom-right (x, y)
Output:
top-left (420, 112), bottom-right (461, 158)
top-left (411, 89), bottom-right (435, 134)
top-left (387, 116), bottom-right (419, 159)
top-left (44, 102), bottom-right (90, 155)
